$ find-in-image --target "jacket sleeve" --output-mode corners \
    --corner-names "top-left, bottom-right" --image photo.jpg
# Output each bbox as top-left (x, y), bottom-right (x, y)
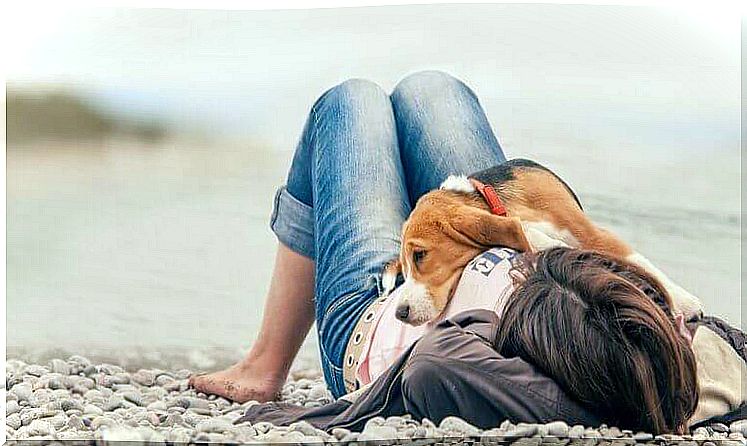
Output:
top-left (400, 309), bottom-right (601, 428)
top-left (237, 309), bottom-right (600, 431)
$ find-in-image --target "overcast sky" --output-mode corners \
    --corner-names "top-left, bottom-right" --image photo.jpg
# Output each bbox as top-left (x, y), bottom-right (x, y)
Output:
top-left (5, 4), bottom-right (741, 154)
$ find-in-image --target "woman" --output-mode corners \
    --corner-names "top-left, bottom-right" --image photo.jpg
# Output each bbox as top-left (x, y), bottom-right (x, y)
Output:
top-left (189, 71), bottom-right (712, 433)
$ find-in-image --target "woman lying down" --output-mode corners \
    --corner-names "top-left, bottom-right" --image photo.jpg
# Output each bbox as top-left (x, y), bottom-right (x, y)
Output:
top-left (189, 72), bottom-right (746, 435)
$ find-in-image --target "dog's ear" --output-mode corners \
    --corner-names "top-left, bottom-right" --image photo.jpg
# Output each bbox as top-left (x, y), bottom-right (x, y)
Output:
top-left (447, 207), bottom-right (532, 252)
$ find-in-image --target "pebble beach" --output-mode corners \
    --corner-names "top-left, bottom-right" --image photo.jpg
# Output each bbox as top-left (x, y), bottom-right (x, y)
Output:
top-left (5, 356), bottom-right (747, 445)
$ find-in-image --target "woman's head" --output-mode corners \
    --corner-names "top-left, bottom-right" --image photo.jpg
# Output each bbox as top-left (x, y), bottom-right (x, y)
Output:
top-left (495, 247), bottom-right (698, 434)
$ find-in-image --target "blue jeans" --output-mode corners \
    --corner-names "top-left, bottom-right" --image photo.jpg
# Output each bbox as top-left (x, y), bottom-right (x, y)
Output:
top-left (269, 71), bottom-right (507, 397)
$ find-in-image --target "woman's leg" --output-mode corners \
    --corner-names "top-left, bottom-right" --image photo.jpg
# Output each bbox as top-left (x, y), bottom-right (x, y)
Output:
top-left (189, 102), bottom-right (324, 402)
top-left (191, 79), bottom-right (409, 400)
top-left (188, 245), bottom-right (315, 402)
top-left (390, 70), bottom-right (507, 203)
top-left (309, 79), bottom-right (409, 397)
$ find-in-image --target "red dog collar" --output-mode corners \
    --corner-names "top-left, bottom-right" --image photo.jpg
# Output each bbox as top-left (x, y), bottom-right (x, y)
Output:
top-left (469, 178), bottom-right (508, 216)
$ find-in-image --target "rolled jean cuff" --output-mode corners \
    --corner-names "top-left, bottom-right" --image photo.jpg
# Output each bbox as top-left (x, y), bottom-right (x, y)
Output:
top-left (269, 185), bottom-right (315, 260)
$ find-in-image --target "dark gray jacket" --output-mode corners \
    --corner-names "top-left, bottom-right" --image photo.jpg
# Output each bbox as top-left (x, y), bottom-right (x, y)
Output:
top-left (237, 309), bottom-right (603, 431)
top-left (238, 310), bottom-right (747, 431)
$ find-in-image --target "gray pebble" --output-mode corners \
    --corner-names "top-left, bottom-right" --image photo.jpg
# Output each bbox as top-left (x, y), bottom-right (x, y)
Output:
top-left (104, 395), bottom-right (124, 411)
top-left (341, 432), bottom-right (360, 442)
top-left (332, 427), bottom-right (351, 440)
top-left (147, 400), bottom-right (168, 411)
top-left (289, 420), bottom-right (322, 436)
top-left (253, 421), bottom-right (274, 434)
top-left (440, 416), bottom-right (482, 436)
top-left (230, 425), bottom-right (259, 439)
top-left (99, 363), bottom-right (125, 375)
top-left (165, 380), bottom-right (186, 392)
top-left (185, 396), bottom-right (211, 409)
top-left (365, 416), bottom-right (386, 429)
top-left (132, 369), bottom-right (156, 386)
top-left (83, 403), bottom-right (103, 416)
top-left (11, 382), bottom-right (33, 401)
top-left (360, 425), bottom-right (398, 441)
top-left (6, 359), bottom-right (28, 375)
top-left (47, 413), bottom-right (68, 430)
top-left (100, 426), bottom-right (144, 441)
top-left (166, 428), bottom-right (191, 443)
top-left (48, 359), bottom-right (71, 375)
top-left (91, 416), bottom-right (119, 430)
top-left (308, 385), bottom-right (330, 400)
top-left (6, 400), bottom-right (20, 415)
top-left (25, 365), bottom-right (50, 377)
top-left (607, 426), bottom-right (623, 437)
top-left (569, 425), bottom-right (585, 438)
top-left (155, 374), bottom-right (175, 387)
top-left (195, 418), bottom-right (233, 433)
top-left (584, 428), bottom-right (602, 438)
top-left (161, 413), bottom-right (185, 427)
top-left (59, 398), bottom-right (83, 412)
top-left (112, 383), bottom-right (137, 392)
top-left (47, 377), bottom-right (66, 390)
top-left (121, 390), bottom-right (144, 406)
top-left (67, 414), bottom-right (86, 430)
top-left (545, 421), bottom-right (570, 437)
top-left (27, 419), bottom-right (54, 436)
top-left (6, 375), bottom-right (23, 391)
top-left (6, 414), bottom-right (22, 430)
top-left (19, 407), bottom-right (57, 426)
top-left (633, 432), bottom-right (654, 441)
top-left (505, 424), bottom-right (539, 438)
top-left (174, 369), bottom-right (192, 380)
top-left (66, 355), bottom-right (91, 374)
top-left (730, 420), bottom-right (747, 436)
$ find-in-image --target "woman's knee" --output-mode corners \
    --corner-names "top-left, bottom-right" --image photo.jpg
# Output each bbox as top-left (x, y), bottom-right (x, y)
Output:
top-left (391, 70), bottom-right (475, 107)
top-left (305, 78), bottom-right (399, 175)
top-left (314, 78), bottom-right (390, 116)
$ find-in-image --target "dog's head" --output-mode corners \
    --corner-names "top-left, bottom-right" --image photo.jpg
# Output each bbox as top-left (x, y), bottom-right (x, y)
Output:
top-left (393, 175), bottom-right (531, 325)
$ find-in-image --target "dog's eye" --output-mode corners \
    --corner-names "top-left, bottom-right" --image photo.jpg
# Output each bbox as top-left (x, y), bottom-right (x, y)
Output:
top-left (413, 250), bottom-right (427, 264)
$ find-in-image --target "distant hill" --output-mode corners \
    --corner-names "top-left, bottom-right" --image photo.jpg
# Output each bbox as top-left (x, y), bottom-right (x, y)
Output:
top-left (6, 86), bottom-right (167, 144)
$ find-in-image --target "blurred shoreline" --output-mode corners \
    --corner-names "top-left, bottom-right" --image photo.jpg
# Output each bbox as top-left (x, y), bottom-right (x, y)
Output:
top-left (6, 75), bottom-right (741, 370)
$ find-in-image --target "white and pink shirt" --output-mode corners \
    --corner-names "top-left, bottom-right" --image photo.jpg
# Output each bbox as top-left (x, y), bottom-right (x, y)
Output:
top-left (356, 247), bottom-right (520, 386)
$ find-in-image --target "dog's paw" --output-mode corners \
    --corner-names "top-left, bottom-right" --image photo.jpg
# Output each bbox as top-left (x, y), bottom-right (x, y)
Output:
top-left (381, 259), bottom-right (401, 296)
top-left (521, 223), bottom-right (570, 252)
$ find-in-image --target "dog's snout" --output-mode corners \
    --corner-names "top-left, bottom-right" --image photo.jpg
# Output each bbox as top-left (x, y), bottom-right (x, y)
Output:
top-left (395, 303), bottom-right (410, 321)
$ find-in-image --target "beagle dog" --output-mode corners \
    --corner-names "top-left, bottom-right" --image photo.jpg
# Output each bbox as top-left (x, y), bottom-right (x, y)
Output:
top-left (384, 158), bottom-right (704, 326)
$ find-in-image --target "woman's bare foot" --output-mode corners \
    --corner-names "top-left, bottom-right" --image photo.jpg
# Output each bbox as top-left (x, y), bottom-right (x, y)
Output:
top-left (188, 360), bottom-right (285, 403)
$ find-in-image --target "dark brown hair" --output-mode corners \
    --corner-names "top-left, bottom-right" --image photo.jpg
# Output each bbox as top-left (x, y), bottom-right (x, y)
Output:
top-left (495, 247), bottom-right (698, 434)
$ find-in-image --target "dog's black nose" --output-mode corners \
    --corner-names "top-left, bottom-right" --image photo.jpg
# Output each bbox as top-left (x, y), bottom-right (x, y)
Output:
top-left (395, 304), bottom-right (410, 321)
